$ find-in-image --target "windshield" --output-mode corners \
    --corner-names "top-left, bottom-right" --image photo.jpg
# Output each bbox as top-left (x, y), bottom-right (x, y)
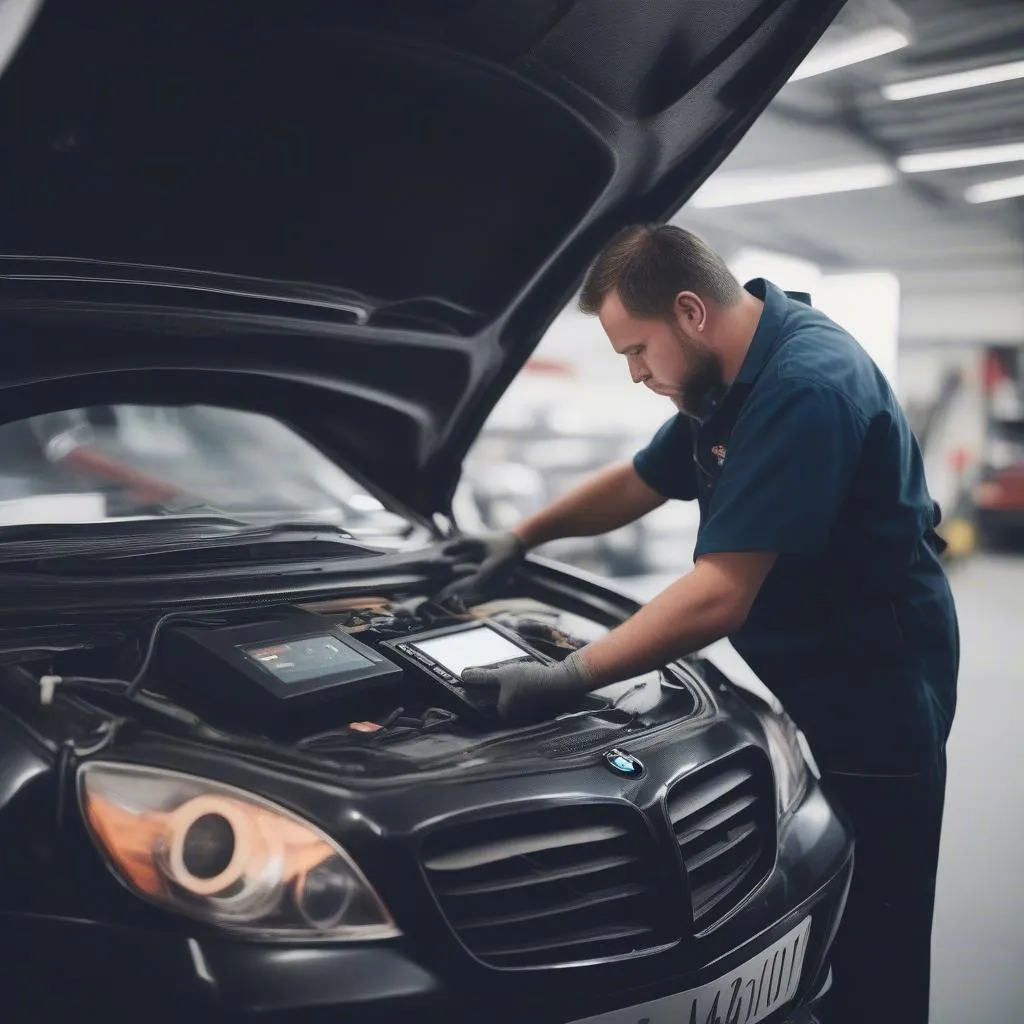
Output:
top-left (0, 404), bottom-right (416, 545)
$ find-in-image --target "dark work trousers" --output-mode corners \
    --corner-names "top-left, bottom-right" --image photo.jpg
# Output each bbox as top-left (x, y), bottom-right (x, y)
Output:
top-left (816, 746), bottom-right (948, 1024)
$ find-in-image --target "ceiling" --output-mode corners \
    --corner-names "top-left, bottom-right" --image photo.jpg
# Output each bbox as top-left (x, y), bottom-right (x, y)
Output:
top-left (674, 0), bottom-right (1024, 346)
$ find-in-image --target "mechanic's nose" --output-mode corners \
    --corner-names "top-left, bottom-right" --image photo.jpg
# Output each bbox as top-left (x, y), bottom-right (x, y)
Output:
top-left (627, 354), bottom-right (647, 384)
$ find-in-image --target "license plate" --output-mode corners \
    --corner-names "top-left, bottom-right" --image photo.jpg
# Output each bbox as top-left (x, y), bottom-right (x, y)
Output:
top-left (569, 917), bottom-right (811, 1024)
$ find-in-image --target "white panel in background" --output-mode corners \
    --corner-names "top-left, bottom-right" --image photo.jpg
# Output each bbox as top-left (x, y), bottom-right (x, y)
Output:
top-left (816, 272), bottom-right (900, 390)
top-left (729, 250), bottom-right (900, 391)
top-left (728, 247), bottom-right (822, 295)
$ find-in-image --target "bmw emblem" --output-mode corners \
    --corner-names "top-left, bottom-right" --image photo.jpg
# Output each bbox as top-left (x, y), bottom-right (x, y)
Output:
top-left (604, 748), bottom-right (644, 778)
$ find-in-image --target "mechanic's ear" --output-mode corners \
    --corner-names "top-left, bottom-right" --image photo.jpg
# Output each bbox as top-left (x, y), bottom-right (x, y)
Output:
top-left (673, 291), bottom-right (706, 336)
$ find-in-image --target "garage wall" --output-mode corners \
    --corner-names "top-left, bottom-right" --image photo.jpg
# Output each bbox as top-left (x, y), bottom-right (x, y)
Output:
top-left (902, 285), bottom-right (1024, 346)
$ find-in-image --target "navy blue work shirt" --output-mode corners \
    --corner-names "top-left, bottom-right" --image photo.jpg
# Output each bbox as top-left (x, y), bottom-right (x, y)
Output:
top-left (634, 279), bottom-right (959, 773)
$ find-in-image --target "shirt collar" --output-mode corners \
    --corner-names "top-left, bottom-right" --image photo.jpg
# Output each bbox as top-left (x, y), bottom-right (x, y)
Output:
top-left (732, 278), bottom-right (810, 387)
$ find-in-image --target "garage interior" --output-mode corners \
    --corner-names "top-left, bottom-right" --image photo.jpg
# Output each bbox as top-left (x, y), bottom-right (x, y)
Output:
top-left (0, 0), bottom-right (1020, 1018)
top-left (464, 1), bottom-right (1024, 1020)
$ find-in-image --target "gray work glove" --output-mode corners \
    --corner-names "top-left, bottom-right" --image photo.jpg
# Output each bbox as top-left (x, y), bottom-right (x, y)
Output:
top-left (434, 531), bottom-right (527, 609)
top-left (461, 651), bottom-right (594, 722)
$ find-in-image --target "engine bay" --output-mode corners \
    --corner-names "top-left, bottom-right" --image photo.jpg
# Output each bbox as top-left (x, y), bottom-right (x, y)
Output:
top-left (0, 593), bottom-right (704, 773)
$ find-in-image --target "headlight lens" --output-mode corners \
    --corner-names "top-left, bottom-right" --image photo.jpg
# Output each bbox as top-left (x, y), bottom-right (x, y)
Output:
top-left (78, 762), bottom-right (399, 940)
top-left (754, 710), bottom-right (817, 816)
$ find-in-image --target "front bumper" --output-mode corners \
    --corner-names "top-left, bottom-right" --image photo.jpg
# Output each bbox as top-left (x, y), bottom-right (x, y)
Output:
top-left (6, 782), bottom-right (853, 1024)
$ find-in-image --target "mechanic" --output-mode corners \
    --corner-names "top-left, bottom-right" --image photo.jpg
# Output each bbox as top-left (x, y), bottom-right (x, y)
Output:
top-left (438, 224), bottom-right (959, 1024)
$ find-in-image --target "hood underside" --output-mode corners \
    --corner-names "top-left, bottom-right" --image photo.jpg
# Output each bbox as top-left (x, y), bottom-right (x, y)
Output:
top-left (0, 0), bottom-right (845, 516)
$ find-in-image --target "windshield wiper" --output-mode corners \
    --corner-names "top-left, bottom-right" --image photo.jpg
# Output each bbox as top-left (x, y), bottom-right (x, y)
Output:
top-left (0, 519), bottom-right (373, 566)
top-left (0, 515), bottom-right (251, 545)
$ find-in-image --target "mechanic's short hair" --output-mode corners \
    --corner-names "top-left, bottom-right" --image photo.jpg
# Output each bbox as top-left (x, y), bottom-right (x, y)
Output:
top-left (578, 223), bottom-right (743, 318)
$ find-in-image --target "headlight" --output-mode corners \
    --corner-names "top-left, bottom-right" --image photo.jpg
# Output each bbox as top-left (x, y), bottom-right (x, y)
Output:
top-left (78, 762), bottom-right (399, 940)
top-left (754, 709), bottom-right (818, 817)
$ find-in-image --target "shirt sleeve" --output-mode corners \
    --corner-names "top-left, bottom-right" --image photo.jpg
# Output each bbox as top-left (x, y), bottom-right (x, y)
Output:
top-left (632, 414), bottom-right (698, 501)
top-left (694, 378), bottom-right (867, 558)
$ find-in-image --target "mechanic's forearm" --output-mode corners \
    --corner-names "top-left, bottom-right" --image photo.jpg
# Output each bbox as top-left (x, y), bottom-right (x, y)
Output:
top-left (576, 561), bottom-right (742, 686)
top-left (513, 462), bottom-right (666, 549)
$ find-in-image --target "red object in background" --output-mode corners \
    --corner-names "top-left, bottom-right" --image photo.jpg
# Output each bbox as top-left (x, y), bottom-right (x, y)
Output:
top-left (975, 471), bottom-right (1024, 510)
top-left (982, 349), bottom-right (1010, 394)
top-left (523, 358), bottom-right (573, 377)
top-left (60, 446), bottom-right (184, 505)
top-left (949, 448), bottom-right (972, 476)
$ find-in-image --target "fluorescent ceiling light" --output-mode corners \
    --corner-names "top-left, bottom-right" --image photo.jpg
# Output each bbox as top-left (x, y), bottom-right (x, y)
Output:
top-left (964, 174), bottom-right (1024, 204)
top-left (789, 26), bottom-right (910, 82)
top-left (883, 59), bottom-right (1024, 101)
top-left (690, 165), bottom-right (896, 208)
top-left (898, 142), bottom-right (1024, 174)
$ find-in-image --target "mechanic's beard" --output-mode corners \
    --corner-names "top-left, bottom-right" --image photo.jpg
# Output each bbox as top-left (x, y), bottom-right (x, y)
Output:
top-left (672, 332), bottom-right (724, 419)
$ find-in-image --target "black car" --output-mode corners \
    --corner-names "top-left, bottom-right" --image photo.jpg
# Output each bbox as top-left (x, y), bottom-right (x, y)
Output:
top-left (0, 2), bottom-right (852, 1022)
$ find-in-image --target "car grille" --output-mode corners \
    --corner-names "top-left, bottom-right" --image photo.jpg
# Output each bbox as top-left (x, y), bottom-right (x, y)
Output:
top-left (667, 749), bottom-right (776, 930)
top-left (421, 804), bottom-right (672, 968)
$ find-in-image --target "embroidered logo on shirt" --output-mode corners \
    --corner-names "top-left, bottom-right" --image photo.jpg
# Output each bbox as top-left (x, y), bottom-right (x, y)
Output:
top-left (711, 444), bottom-right (728, 466)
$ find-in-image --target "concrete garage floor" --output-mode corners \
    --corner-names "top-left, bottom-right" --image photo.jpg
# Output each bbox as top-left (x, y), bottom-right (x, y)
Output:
top-left (930, 554), bottom-right (1024, 1024)
top-left (618, 554), bottom-right (1024, 1023)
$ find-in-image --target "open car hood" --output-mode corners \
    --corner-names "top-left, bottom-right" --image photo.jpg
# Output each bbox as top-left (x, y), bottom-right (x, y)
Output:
top-left (0, 0), bottom-right (845, 519)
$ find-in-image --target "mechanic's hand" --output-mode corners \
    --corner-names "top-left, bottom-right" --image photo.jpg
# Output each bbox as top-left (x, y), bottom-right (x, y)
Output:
top-left (461, 651), bottom-right (594, 722)
top-left (434, 531), bottom-right (526, 609)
